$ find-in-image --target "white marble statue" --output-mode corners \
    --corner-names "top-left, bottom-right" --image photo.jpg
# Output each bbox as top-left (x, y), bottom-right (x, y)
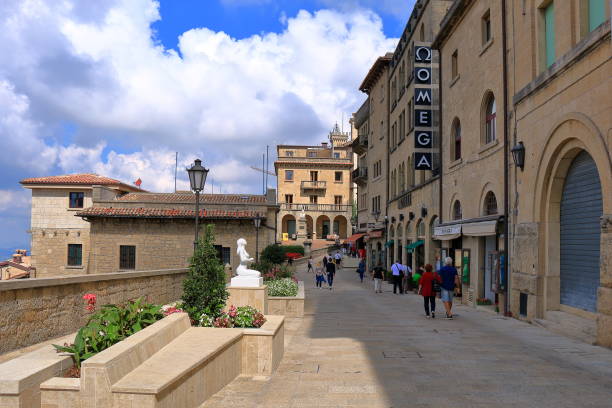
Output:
top-left (235, 238), bottom-right (261, 277)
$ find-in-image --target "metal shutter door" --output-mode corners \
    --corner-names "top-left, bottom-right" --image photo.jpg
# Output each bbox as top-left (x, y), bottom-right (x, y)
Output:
top-left (560, 151), bottom-right (602, 312)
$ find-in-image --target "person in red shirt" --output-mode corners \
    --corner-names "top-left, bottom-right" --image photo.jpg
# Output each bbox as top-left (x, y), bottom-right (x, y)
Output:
top-left (418, 264), bottom-right (442, 318)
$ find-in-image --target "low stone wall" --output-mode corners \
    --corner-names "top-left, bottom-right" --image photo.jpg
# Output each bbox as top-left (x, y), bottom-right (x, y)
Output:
top-left (0, 269), bottom-right (188, 355)
top-left (268, 281), bottom-right (305, 317)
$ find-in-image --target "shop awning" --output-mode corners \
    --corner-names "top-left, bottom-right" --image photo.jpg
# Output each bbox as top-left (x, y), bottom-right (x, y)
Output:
top-left (368, 229), bottom-right (383, 239)
top-left (433, 225), bottom-right (461, 241)
top-left (345, 233), bottom-right (366, 243)
top-left (462, 220), bottom-right (498, 237)
top-left (405, 240), bottom-right (424, 252)
top-left (384, 240), bottom-right (395, 247)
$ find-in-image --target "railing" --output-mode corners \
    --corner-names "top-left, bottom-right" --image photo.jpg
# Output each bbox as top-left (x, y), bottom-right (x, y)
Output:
top-left (351, 167), bottom-right (368, 182)
top-left (301, 180), bottom-right (327, 189)
top-left (280, 203), bottom-right (352, 213)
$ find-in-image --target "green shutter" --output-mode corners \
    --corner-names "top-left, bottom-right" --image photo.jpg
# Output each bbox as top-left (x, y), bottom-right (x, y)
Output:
top-left (545, 3), bottom-right (555, 67)
top-left (589, 0), bottom-right (606, 31)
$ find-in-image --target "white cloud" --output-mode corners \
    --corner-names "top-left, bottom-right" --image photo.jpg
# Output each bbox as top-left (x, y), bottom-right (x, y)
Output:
top-left (0, 189), bottom-right (30, 212)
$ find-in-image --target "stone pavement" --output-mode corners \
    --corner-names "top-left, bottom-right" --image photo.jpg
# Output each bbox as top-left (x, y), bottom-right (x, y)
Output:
top-left (202, 256), bottom-right (612, 407)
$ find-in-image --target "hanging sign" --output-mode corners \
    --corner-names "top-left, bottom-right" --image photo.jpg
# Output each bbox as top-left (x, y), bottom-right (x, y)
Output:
top-left (414, 152), bottom-right (433, 170)
top-left (415, 109), bottom-right (432, 127)
top-left (415, 131), bottom-right (433, 148)
top-left (415, 46), bottom-right (432, 63)
top-left (415, 88), bottom-right (432, 105)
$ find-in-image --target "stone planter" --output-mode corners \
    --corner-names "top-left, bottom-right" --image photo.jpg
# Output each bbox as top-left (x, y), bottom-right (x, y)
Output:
top-left (268, 281), bottom-right (305, 317)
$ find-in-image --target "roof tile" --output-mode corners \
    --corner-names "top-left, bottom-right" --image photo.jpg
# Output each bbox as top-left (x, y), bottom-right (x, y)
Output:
top-left (114, 192), bottom-right (266, 204)
top-left (77, 207), bottom-right (264, 220)
top-left (20, 174), bottom-right (144, 191)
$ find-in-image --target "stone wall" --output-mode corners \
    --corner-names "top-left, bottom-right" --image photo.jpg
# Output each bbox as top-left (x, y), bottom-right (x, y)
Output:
top-left (0, 269), bottom-right (187, 355)
top-left (31, 229), bottom-right (91, 277)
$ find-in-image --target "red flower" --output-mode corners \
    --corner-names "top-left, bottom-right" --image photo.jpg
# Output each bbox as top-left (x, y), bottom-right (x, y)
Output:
top-left (83, 293), bottom-right (97, 312)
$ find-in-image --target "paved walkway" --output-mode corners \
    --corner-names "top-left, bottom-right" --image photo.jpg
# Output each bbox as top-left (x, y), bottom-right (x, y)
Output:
top-left (203, 257), bottom-right (612, 407)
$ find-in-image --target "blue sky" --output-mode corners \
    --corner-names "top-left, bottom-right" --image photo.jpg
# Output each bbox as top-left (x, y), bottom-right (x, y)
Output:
top-left (0, 0), bottom-right (413, 257)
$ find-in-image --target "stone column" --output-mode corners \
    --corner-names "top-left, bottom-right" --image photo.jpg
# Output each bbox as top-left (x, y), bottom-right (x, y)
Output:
top-left (597, 215), bottom-right (612, 347)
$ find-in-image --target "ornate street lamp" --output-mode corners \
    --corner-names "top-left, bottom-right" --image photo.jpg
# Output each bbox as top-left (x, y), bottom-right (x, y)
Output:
top-left (254, 214), bottom-right (262, 263)
top-left (511, 141), bottom-right (525, 171)
top-left (373, 210), bottom-right (381, 223)
top-left (187, 159), bottom-right (209, 251)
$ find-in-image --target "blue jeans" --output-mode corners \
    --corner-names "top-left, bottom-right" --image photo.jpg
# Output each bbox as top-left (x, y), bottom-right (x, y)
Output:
top-left (327, 273), bottom-right (334, 287)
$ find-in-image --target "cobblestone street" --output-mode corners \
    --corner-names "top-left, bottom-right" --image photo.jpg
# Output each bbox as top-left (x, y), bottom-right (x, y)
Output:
top-left (202, 257), bottom-right (612, 407)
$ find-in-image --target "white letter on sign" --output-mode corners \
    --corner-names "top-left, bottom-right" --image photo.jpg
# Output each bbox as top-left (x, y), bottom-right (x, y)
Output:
top-left (415, 89), bottom-right (431, 105)
top-left (416, 68), bottom-right (430, 82)
top-left (417, 155), bottom-right (432, 168)
top-left (417, 132), bottom-right (431, 146)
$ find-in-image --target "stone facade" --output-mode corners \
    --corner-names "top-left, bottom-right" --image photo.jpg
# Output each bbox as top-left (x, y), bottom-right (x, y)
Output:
top-left (275, 129), bottom-right (353, 241)
top-left (0, 269), bottom-right (187, 355)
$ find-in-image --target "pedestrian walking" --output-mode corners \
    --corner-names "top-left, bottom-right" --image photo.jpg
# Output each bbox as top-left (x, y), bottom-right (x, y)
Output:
top-left (412, 267), bottom-right (423, 292)
top-left (401, 263), bottom-right (412, 294)
top-left (307, 257), bottom-right (313, 273)
top-left (372, 263), bottom-right (384, 293)
top-left (334, 251), bottom-right (342, 269)
top-left (322, 255), bottom-right (328, 269)
top-left (315, 262), bottom-right (325, 288)
top-left (326, 257), bottom-right (336, 290)
top-left (357, 258), bottom-right (366, 283)
top-left (418, 264), bottom-right (442, 318)
top-left (439, 257), bottom-right (460, 319)
top-left (391, 261), bottom-right (404, 294)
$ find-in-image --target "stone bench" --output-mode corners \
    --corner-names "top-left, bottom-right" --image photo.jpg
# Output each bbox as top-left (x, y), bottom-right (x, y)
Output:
top-left (112, 328), bottom-right (243, 407)
top-left (268, 281), bottom-right (305, 318)
top-left (0, 333), bottom-right (75, 408)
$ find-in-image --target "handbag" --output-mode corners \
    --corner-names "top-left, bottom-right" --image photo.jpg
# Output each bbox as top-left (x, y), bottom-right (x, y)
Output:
top-left (432, 278), bottom-right (441, 293)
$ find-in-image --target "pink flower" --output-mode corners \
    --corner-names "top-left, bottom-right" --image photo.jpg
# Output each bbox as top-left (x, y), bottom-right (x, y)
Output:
top-left (83, 293), bottom-right (97, 312)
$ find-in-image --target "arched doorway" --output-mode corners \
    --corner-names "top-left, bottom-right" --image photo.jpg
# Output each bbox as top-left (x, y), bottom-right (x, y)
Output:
top-left (282, 214), bottom-right (297, 238)
top-left (333, 215), bottom-right (348, 239)
top-left (560, 151), bottom-right (602, 312)
top-left (305, 215), bottom-right (314, 239)
top-left (316, 215), bottom-right (331, 239)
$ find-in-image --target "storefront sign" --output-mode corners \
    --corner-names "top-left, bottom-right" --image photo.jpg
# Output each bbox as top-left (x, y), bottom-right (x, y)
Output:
top-left (434, 225), bottom-right (461, 237)
top-left (414, 45), bottom-right (435, 171)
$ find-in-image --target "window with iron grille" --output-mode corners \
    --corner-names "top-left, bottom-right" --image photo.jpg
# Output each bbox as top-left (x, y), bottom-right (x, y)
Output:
top-left (484, 191), bottom-right (498, 215)
top-left (69, 192), bottom-right (84, 208)
top-left (67, 244), bottom-right (82, 266)
top-left (214, 245), bottom-right (231, 265)
top-left (120, 245), bottom-right (136, 270)
top-left (453, 201), bottom-right (462, 221)
top-left (484, 95), bottom-right (496, 144)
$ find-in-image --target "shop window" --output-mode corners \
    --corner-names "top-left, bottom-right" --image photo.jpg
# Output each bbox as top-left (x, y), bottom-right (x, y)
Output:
top-left (67, 244), bottom-right (82, 266)
top-left (69, 192), bottom-right (84, 208)
top-left (483, 94), bottom-right (496, 144)
top-left (453, 201), bottom-right (462, 220)
top-left (119, 245), bottom-right (136, 270)
top-left (484, 191), bottom-right (498, 215)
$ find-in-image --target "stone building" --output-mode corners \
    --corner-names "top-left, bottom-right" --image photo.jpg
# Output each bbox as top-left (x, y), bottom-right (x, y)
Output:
top-left (20, 174), bottom-right (144, 277)
top-left (78, 189), bottom-right (277, 274)
top-left (275, 126), bottom-right (353, 242)
top-left (432, 0), bottom-right (509, 310)
top-left (351, 54), bottom-right (392, 270)
top-left (0, 250), bottom-right (34, 280)
top-left (386, 0), bottom-right (450, 272)
top-left (508, 0), bottom-right (611, 346)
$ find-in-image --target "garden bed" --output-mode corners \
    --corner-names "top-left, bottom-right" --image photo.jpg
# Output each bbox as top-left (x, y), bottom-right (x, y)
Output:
top-left (268, 281), bottom-right (304, 317)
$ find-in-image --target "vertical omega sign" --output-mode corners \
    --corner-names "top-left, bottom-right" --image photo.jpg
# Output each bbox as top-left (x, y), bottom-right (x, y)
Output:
top-left (414, 45), bottom-right (434, 171)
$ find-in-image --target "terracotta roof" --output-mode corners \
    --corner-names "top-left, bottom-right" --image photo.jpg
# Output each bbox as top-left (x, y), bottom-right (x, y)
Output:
top-left (77, 207), bottom-right (265, 220)
top-left (20, 174), bottom-right (145, 191)
top-left (0, 261), bottom-right (34, 272)
top-left (113, 192), bottom-right (266, 204)
top-left (274, 160), bottom-right (353, 167)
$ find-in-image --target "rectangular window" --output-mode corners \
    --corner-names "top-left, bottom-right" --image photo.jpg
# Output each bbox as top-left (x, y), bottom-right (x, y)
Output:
top-left (310, 171), bottom-right (318, 181)
top-left (333, 152), bottom-right (341, 158)
top-left (589, 0), bottom-right (606, 31)
top-left (482, 10), bottom-right (491, 44)
top-left (334, 171), bottom-right (343, 182)
top-left (285, 194), bottom-right (293, 203)
top-left (544, 2), bottom-right (555, 67)
top-left (285, 150), bottom-right (294, 157)
top-left (309, 195), bottom-right (318, 204)
top-left (334, 196), bottom-right (343, 205)
top-left (451, 50), bottom-right (458, 79)
top-left (285, 170), bottom-right (293, 181)
top-left (69, 192), bottom-right (84, 208)
top-left (215, 245), bottom-right (231, 265)
top-left (67, 244), bottom-right (82, 266)
top-left (119, 245), bottom-right (136, 270)
top-left (308, 151), bottom-right (317, 158)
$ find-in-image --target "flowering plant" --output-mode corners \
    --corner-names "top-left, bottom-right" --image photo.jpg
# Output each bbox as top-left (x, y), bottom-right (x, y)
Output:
top-left (267, 278), bottom-right (298, 297)
top-left (200, 305), bottom-right (265, 328)
top-left (83, 293), bottom-right (97, 312)
top-left (285, 252), bottom-right (302, 260)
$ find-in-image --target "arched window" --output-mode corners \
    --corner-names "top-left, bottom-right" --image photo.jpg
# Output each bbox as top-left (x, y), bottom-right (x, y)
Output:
top-left (407, 157), bottom-right (414, 187)
top-left (397, 223), bottom-right (403, 237)
top-left (417, 219), bottom-right (425, 237)
top-left (451, 118), bottom-right (461, 161)
top-left (420, 24), bottom-right (425, 41)
top-left (406, 222), bottom-right (411, 236)
top-left (389, 225), bottom-right (395, 238)
top-left (484, 94), bottom-right (496, 144)
top-left (453, 200), bottom-right (462, 220)
top-left (484, 191), bottom-right (498, 215)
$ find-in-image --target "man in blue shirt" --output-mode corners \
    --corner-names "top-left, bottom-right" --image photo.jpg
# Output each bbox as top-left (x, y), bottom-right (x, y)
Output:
top-left (438, 257), bottom-right (460, 319)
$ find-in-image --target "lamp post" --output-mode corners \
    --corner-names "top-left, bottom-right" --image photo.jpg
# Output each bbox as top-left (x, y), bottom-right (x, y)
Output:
top-left (187, 159), bottom-right (209, 252)
top-left (511, 141), bottom-right (525, 170)
top-left (254, 214), bottom-right (262, 263)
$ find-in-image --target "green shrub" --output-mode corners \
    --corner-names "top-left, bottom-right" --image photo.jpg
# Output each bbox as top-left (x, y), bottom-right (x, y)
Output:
top-left (267, 278), bottom-right (299, 297)
top-left (251, 260), bottom-right (273, 274)
top-left (261, 244), bottom-right (286, 264)
top-left (182, 225), bottom-right (229, 323)
top-left (53, 298), bottom-right (163, 368)
top-left (282, 245), bottom-right (305, 255)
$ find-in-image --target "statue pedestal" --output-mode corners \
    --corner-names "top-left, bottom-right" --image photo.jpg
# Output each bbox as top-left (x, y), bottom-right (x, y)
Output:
top-left (227, 283), bottom-right (268, 314)
top-left (230, 276), bottom-right (263, 287)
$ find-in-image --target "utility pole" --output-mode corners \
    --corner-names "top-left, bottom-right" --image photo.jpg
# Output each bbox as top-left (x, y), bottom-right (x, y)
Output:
top-left (265, 145), bottom-right (269, 192)
top-left (174, 152), bottom-right (178, 192)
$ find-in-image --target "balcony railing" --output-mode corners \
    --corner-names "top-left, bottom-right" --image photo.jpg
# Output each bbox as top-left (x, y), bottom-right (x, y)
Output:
top-left (301, 180), bottom-right (327, 189)
top-left (351, 167), bottom-right (368, 185)
top-left (353, 134), bottom-right (368, 154)
top-left (280, 203), bottom-right (352, 213)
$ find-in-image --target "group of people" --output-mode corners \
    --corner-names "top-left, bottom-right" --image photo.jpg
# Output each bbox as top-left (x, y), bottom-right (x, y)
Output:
top-left (369, 257), bottom-right (461, 319)
top-left (307, 251), bottom-right (343, 290)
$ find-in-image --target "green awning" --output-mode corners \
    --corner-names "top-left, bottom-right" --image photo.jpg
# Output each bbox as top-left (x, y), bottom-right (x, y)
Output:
top-left (405, 240), bottom-right (424, 252)
top-left (384, 240), bottom-right (395, 247)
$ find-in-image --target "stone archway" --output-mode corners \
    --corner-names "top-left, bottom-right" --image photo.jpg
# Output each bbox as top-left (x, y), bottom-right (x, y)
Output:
top-left (316, 215), bottom-right (331, 239)
top-left (332, 215), bottom-right (348, 239)
top-left (282, 214), bottom-right (297, 237)
top-left (305, 215), bottom-right (314, 239)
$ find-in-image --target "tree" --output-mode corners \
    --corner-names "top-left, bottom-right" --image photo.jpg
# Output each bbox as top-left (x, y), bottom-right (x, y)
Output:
top-left (181, 225), bottom-right (228, 322)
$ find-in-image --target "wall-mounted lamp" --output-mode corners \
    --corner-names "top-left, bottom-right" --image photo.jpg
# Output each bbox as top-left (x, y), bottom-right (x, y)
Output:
top-left (511, 141), bottom-right (525, 171)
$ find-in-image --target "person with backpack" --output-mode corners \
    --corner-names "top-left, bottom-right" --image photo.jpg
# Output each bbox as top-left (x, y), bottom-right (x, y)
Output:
top-left (418, 264), bottom-right (442, 318)
top-left (372, 263), bottom-right (384, 293)
top-left (326, 256), bottom-right (336, 290)
top-left (322, 255), bottom-right (328, 270)
top-left (391, 261), bottom-right (405, 294)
